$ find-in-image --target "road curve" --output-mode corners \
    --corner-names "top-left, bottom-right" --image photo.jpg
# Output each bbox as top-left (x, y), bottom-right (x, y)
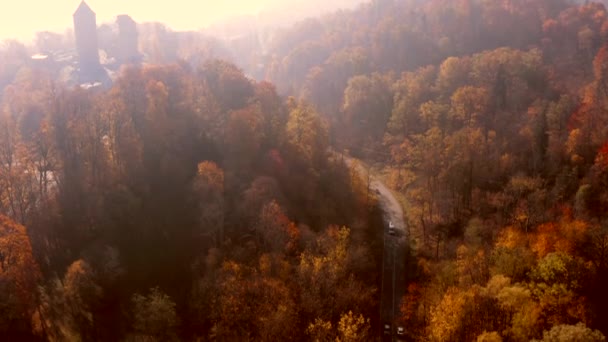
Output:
top-left (343, 157), bottom-right (406, 236)
top-left (342, 156), bottom-right (408, 341)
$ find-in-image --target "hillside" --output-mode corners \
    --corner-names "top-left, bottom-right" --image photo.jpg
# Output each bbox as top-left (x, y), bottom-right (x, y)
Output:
top-left (1, 0), bottom-right (608, 340)
top-left (255, 0), bottom-right (608, 340)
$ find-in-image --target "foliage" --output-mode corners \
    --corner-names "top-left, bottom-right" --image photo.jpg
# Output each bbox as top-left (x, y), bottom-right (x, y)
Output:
top-left (534, 323), bottom-right (606, 342)
top-left (3, 0), bottom-right (608, 339)
top-left (130, 287), bottom-right (179, 341)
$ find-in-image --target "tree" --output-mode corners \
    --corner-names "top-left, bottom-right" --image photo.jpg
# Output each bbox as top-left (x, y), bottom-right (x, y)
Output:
top-left (285, 100), bottom-right (328, 166)
top-left (254, 82), bottom-right (288, 149)
top-left (280, 41), bottom-right (330, 94)
top-left (449, 86), bottom-right (489, 129)
top-left (62, 260), bottom-right (102, 339)
top-left (341, 73), bottom-right (393, 155)
top-left (100, 88), bottom-right (142, 180)
top-left (428, 287), bottom-right (467, 342)
top-left (0, 112), bottom-right (39, 225)
top-left (477, 331), bottom-right (502, 342)
top-left (298, 226), bottom-right (374, 323)
top-left (404, 127), bottom-right (447, 242)
top-left (0, 215), bottom-right (41, 336)
top-left (336, 311), bottom-right (371, 342)
top-left (199, 59), bottom-right (254, 112)
top-left (300, 47), bottom-right (370, 117)
top-left (255, 201), bottom-right (300, 255)
top-left (39, 259), bottom-right (102, 341)
top-left (568, 45), bottom-right (608, 161)
top-left (307, 318), bottom-right (333, 342)
top-left (212, 261), bottom-right (297, 340)
top-left (398, 283), bottom-right (425, 338)
top-left (495, 281), bottom-right (540, 341)
top-left (443, 126), bottom-right (485, 213)
top-left (388, 66), bottom-right (437, 136)
top-left (437, 57), bottom-right (471, 96)
top-left (130, 287), bottom-right (179, 341)
top-left (223, 105), bottom-right (263, 173)
top-left (240, 176), bottom-right (285, 223)
top-left (192, 161), bottom-right (224, 247)
top-left (529, 253), bottom-right (590, 329)
top-left (535, 323), bottom-right (605, 342)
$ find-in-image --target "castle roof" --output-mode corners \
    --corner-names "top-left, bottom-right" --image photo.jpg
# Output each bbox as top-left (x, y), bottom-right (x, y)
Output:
top-left (73, 1), bottom-right (95, 17)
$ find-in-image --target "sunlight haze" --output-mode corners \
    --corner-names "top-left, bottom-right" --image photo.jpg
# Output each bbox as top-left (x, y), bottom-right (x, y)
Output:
top-left (0, 0), bottom-right (312, 42)
top-left (3, 0), bottom-right (608, 340)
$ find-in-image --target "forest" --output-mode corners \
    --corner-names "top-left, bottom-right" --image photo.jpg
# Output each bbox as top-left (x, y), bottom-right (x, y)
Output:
top-left (2, 0), bottom-right (608, 341)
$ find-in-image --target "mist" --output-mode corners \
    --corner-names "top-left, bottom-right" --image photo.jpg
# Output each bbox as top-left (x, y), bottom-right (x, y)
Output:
top-left (0, 0), bottom-right (365, 42)
top-left (2, 0), bottom-right (608, 340)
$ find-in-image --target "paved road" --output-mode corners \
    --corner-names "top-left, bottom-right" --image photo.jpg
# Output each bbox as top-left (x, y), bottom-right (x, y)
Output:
top-left (379, 203), bottom-right (407, 341)
top-left (343, 157), bottom-right (408, 341)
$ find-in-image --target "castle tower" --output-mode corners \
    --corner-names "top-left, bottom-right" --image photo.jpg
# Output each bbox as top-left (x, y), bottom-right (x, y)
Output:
top-left (116, 15), bottom-right (140, 64)
top-left (73, 1), bottom-right (101, 80)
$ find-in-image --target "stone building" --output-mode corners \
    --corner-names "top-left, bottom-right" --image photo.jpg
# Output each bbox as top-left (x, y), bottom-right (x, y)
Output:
top-left (73, 1), bottom-right (102, 81)
top-left (116, 15), bottom-right (140, 64)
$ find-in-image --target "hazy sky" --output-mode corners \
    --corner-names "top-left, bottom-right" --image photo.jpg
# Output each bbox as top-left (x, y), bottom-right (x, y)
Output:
top-left (0, 0), bottom-right (290, 42)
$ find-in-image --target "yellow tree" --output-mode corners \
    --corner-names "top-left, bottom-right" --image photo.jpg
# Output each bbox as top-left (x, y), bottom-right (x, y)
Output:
top-left (428, 287), bottom-right (467, 342)
top-left (285, 100), bottom-right (328, 166)
top-left (298, 226), bottom-right (374, 324)
top-left (336, 311), bottom-right (371, 342)
top-left (388, 66), bottom-right (437, 136)
top-left (0, 215), bottom-right (41, 335)
top-left (306, 318), bottom-right (333, 342)
top-left (212, 261), bottom-right (297, 341)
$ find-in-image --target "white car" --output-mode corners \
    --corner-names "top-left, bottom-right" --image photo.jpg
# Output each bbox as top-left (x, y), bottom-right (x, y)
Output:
top-left (388, 221), bottom-right (396, 235)
top-left (397, 326), bottom-right (405, 336)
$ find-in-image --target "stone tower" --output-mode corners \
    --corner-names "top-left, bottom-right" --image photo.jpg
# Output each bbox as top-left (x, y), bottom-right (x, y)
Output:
top-left (116, 15), bottom-right (140, 64)
top-left (73, 1), bottom-right (101, 80)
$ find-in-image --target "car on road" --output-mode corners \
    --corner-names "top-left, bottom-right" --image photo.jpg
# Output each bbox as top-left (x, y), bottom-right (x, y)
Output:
top-left (397, 326), bottom-right (405, 336)
top-left (388, 221), bottom-right (396, 235)
top-left (383, 323), bottom-right (391, 335)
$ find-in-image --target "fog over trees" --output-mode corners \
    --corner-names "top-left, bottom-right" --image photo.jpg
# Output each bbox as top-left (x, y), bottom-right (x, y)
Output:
top-left (2, 0), bottom-right (608, 341)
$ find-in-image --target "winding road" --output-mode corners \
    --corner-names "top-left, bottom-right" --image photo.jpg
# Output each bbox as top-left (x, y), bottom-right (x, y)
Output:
top-left (344, 157), bottom-right (408, 341)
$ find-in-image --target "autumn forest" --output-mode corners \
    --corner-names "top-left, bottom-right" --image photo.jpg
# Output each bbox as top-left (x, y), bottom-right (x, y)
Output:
top-left (2, 0), bottom-right (608, 341)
